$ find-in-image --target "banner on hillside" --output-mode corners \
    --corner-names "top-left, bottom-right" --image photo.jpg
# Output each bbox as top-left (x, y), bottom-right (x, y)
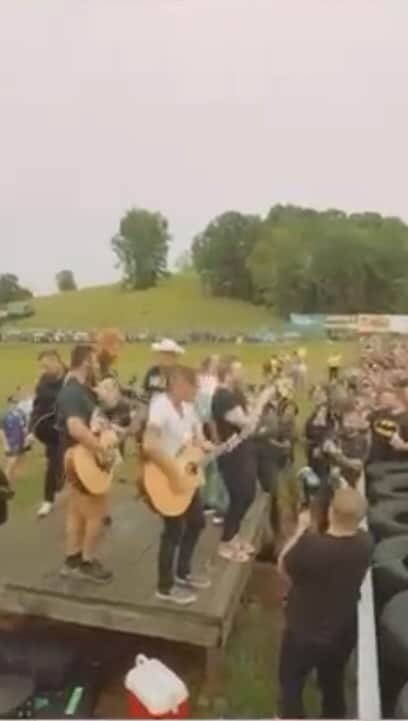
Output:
top-left (389, 315), bottom-right (408, 335)
top-left (287, 313), bottom-right (408, 335)
top-left (324, 315), bottom-right (357, 331)
top-left (289, 314), bottom-right (325, 328)
top-left (357, 314), bottom-right (391, 334)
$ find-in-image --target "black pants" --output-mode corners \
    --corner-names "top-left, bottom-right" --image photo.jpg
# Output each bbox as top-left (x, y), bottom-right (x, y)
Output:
top-left (158, 491), bottom-right (205, 593)
top-left (44, 443), bottom-right (63, 503)
top-left (0, 468), bottom-right (9, 526)
top-left (255, 440), bottom-right (280, 533)
top-left (279, 626), bottom-right (356, 719)
top-left (329, 367), bottom-right (339, 382)
top-left (218, 446), bottom-right (256, 543)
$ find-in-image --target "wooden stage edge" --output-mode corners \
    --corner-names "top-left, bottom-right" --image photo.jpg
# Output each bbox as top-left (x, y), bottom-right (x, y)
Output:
top-left (0, 488), bottom-right (269, 665)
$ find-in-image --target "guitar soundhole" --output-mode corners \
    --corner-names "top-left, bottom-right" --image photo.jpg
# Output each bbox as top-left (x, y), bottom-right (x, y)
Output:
top-left (186, 462), bottom-right (198, 474)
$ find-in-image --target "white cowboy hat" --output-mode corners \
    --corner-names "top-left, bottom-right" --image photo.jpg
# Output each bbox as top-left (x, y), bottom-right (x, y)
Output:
top-left (151, 338), bottom-right (185, 355)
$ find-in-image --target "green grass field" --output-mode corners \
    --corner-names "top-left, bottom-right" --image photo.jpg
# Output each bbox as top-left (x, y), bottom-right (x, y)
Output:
top-left (0, 335), bottom-right (357, 717)
top-left (17, 275), bottom-right (277, 332)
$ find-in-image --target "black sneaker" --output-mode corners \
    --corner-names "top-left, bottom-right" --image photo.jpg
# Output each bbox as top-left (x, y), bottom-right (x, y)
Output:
top-left (0, 482), bottom-right (14, 500)
top-left (59, 553), bottom-right (82, 578)
top-left (77, 560), bottom-right (113, 584)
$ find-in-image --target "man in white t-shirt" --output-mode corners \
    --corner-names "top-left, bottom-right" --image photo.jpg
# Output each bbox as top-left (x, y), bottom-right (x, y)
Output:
top-left (143, 365), bottom-right (213, 605)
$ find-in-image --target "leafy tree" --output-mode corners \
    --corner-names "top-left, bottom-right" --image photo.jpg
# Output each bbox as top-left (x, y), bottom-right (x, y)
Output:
top-left (0, 274), bottom-right (32, 305)
top-left (247, 224), bottom-right (310, 313)
top-left (56, 269), bottom-right (77, 292)
top-left (246, 207), bottom-right (408, 315)
top-left (112, 208), bottom-right (170, 290)
top-left (192, 211), bottom-right (262, 300)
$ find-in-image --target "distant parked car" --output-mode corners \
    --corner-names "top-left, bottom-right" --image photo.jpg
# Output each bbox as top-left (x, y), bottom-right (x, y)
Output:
top-left (72, 331), bottom-right (90, 343)
top-left (53, 331), bottom-right (66, 343)
top-left (33, 330), bottom-right (52, 344)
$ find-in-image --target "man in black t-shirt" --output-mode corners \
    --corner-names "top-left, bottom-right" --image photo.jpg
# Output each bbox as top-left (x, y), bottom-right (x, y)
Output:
top-left (57, 345), bottom-right (114, 584)
top-left (388, 379), bottom-right (408, 460)
top-left (368, 389), bottom-right (401, 463)
top-left (278, 486), bottom-right (373, 719)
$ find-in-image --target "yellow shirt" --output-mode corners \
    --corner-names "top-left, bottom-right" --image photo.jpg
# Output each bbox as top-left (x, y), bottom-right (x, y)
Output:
top-left (328, 354), bottom-right (342, 368)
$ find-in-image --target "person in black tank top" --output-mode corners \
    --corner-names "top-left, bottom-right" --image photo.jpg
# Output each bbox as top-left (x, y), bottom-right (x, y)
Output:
top-left (30, 350), bottom-right (66, 517)
top-left (212, 357), bottom-right (257, 563)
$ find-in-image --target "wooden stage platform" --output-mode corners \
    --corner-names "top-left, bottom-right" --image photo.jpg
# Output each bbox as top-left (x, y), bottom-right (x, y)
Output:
top-left (0, 488), bottom-right (268, 663)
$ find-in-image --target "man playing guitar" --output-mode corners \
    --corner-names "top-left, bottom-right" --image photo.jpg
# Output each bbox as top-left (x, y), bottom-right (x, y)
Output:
top-left (57, 345), bottom-right (117, 583)
top-left (143, 365), bottom-right (212, 606)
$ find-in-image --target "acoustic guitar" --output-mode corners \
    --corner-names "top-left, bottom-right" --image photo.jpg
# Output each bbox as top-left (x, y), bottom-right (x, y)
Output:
top-left (143, 434), bottom-right (244, 517)
top-left (64, 429), bottom-right (119, 496)
top-left (143, 385), bottom-right (276, 516)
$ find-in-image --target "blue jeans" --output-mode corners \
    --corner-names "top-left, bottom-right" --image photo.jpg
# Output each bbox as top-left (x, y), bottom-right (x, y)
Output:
top-left (201, 460), bottom-right (229, 514)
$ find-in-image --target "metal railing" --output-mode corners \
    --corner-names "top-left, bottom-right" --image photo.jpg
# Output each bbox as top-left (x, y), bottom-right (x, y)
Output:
top-left (357, 474), bottom-right (381, 720)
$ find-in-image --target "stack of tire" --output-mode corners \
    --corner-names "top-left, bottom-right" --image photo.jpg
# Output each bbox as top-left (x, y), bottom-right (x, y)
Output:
top-left (0, 629), bottom-right (107, 719)
top-left (367, 461), bottom-right (408, 717)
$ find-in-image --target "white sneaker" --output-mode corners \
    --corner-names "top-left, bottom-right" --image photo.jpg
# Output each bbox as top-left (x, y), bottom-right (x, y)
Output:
top-left (175, 574), bottom-right (211, 590)
top-left (37, 501), bottom-right (53, 518)
top-left (155, 587), bottom-right (197, 605)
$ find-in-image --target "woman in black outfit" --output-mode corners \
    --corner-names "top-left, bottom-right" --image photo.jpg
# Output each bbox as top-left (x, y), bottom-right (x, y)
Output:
top-left (303, 401), bottom-right (338, 531)
top-left (212, 357), bottom-right (260, 563)
top-left (30, 350), bottom-right (66, 517)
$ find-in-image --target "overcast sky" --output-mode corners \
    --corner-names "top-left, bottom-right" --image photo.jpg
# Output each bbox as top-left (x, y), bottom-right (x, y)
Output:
top-left (0, 0), bottom-right (407, 295)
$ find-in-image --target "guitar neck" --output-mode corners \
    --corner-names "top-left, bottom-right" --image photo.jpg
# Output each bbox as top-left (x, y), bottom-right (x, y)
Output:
top-left (197, 387), bottom-right (273, 468)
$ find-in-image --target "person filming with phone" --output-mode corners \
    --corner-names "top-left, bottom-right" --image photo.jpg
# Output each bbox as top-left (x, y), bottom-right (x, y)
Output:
top-left (277, 485), bottom-right (373, 719)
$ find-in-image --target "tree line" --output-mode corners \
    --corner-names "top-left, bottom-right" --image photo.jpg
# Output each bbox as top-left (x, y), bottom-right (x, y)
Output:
top-left (113, 205), bottom-right (408, 316)
top-left (3, 204), bottom-right (408, 315)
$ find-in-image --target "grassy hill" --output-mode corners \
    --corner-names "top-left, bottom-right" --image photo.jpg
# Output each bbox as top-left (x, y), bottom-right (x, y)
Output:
top-left (20, 275), bottom-right (277, 332)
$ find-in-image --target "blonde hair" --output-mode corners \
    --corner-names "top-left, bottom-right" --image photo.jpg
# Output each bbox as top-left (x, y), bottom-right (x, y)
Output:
top-left (330, 486), bottom-right (366, 531)
top-left (95, 328), bottom-right (125, 352)
top-left (95, 328), bottom-right (125, 375)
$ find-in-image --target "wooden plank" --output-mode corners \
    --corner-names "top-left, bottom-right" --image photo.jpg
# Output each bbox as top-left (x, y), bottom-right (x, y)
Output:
top-left (211, 494), bottom-right (268, 620)
top-left (0, 587), bottom-right (220, 648)
top-left (220, 501), bottom-right (268, 645)
top-left (0, 487), bottom-right (267, 652)
top-left (0, 493), bottom-right (161, 607)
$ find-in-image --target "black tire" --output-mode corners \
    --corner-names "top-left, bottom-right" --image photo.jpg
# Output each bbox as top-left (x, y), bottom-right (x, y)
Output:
top-left (370, 475), bottom-right (408, 503)
top-left (367, 461), bottom-right (408, 484)
top-left (369, 499), bottom-right (408, 541)
top-left (380, 591), bottom-right (408, 713)
top-left (380, 591), bottom-right (408, 671)
top-left (395, 682), bottom-right (408, 719)
top-left (373, 535), bottom-right (408, 608)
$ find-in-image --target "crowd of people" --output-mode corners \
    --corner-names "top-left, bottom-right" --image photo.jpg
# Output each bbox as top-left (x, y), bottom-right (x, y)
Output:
top-left (3, 333), bottom-right (408, 716)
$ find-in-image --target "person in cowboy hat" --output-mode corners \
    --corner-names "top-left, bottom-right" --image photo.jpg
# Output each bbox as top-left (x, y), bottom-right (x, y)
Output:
top-left (143, 338), bottom-right (185, 401)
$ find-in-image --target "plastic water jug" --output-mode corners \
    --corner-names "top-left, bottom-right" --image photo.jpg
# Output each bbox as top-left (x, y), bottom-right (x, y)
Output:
top-left (125, 655), bottom-right (189, 719)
